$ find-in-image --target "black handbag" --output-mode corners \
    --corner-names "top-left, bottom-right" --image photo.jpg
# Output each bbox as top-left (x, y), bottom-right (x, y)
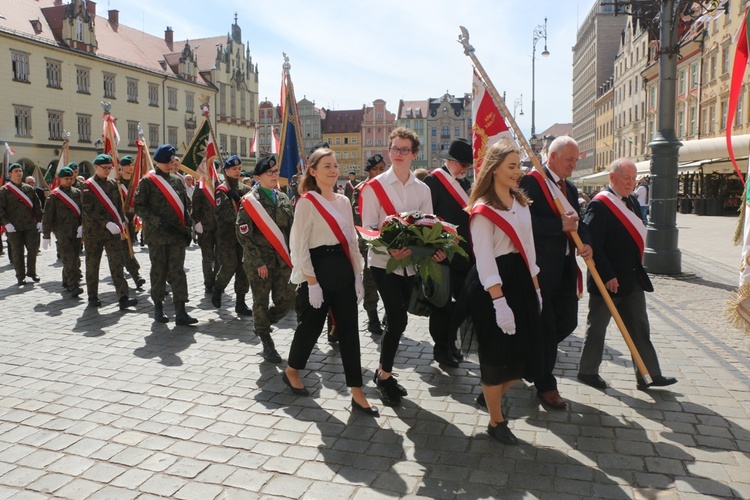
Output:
top-left (407, 265), bottom-right (451, 316)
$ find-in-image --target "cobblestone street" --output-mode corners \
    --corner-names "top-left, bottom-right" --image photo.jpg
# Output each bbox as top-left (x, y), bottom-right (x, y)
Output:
top-left (1, 213), bottom-right (749, 499)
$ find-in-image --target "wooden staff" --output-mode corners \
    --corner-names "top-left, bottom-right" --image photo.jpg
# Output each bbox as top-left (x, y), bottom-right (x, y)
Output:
top-left (458, 26), bottom-right (652, 384)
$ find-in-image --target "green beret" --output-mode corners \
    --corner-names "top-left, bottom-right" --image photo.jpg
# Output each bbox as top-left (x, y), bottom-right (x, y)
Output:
top-left (120, 155), bottom-right (135, 166)
top-left (58, 167), bottom-right (74, 178)
top-left (8, 163), bottom-right (22, 173)
top-left (93, 154), bottom-right (113, 165)
top-left (65, 162), bottom-right (78, 170)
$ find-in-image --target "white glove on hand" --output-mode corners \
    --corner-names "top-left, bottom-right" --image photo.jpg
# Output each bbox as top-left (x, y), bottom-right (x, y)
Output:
top-left (492, 297), bottom-right (516, 335)
top-left (308, 283), bottom-right (324, 309)
top-left (536, 289), bottom-right (543, 314)
top-left (76, 226), bottom-right (83, 239)
top-left (4, 223), bottom-right (16, 233)
top-left (355, 276), bottom-right (364, 305)
top-left (194, 222), bottom-right (203, 234)
top-left (105, 222), bottom-right (121, 235)
top-left (36, 222), bottom-right (43, 232)
top-left (42, 239), bottom-right (51, 250)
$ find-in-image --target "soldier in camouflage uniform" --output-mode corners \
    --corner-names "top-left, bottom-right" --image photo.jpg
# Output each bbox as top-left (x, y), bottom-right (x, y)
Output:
top-left (192, 163), bottom-right (218, 294)
top-left (81, 154), bottom-right (138, 309)
top-left (236, 156), bottom-right (295, 363)
top-left (352, 153), bottom-right (387, 334)
top-left (41, 166), bottom-right (83, 297)
top-left (212, 155), bottom-right (252, 316)
top-left (0, 163), bottom-right (43, 285)
top-left (135, 144), bottom-right (197, 325)
top-left (118, 155), bottom-right (146, 289)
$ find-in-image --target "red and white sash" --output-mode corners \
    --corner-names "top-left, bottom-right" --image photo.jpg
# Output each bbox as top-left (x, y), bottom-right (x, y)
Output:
top-left (593, 191), bottom-right (647, 258)
top-left (240, 195), bottom-right (292, 269)
top-left (216, 183), bottom-right (239, 212)
top-left (6, 183), bottom-right (34, 212)
top-left (146, 171), bottom-right (185, 226)
top-left (84, 178), bottom-right (125, 231)
top-left (431, 168), bottom-right (469, 208)
top-left (300, 191), bottom-right (354, 267)
top-left (199, 178), bottom-right (216, 206)
top-left (470, 203), bottom-right (532, 273)
top-left (120, 184), bottom-right (128, 197)
top-left (365, 178), bottom-right (398, 217)
top-left (51, 188), bottom-right (81, 218)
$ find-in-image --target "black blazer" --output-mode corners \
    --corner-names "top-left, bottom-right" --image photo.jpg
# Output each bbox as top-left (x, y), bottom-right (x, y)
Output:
top-left (519, 169), bottom-right (590, 293)
top-left (582, 188), bottom-right (653, 297)
top-left (423, 167), bottom-right (472, 270)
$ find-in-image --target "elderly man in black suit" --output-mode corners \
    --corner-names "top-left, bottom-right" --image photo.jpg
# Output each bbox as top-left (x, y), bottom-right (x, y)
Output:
top-left (423, 138), bottom-right (473, 367)
top-left (577, 158), bottom-right (677, 390)
top-left (518, 136), bottom-right (592, 409)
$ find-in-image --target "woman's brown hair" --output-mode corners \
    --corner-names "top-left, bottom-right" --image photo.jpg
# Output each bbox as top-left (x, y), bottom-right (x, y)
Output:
top-left (299, 148), bottom-right (336, 195)
top-left (466, 139), bottom-right (530, 212)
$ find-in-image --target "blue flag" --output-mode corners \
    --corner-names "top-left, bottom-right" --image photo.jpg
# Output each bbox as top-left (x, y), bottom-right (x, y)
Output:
top-left (277, 63), bottom-right (305, 181)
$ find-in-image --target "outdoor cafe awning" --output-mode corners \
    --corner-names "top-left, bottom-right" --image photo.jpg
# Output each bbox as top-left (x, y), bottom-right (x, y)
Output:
top-left (575, 134), bottom-right (750, 187)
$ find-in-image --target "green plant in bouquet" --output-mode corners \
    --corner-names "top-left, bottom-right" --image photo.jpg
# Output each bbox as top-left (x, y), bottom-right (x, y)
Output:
top-left (368, 211), bottom-right (468, 283)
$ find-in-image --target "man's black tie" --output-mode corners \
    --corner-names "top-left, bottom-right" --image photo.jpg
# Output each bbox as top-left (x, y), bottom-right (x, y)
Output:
top-left (622, 196), bottom-right (636, 214)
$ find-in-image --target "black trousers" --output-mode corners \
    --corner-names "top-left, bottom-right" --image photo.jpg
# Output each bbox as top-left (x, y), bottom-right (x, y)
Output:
top-left (428, 267), bottom-right (468, 355)
top-left (288, 246), bottom-right (363, 387)
top-left (371, 267), bottom-right (414, 373)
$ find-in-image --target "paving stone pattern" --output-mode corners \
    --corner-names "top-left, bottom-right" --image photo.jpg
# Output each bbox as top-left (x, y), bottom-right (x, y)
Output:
top-left (0, 213), bottom-right (749, 498)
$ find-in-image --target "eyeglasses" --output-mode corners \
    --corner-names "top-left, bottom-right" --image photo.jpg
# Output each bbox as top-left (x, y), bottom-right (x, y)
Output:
top-left (264, 169), bottom-right (280, 176)
top-left (389, 147), bottom-right (413, 155)
top-left (96, 164), bottom-right (113, 170)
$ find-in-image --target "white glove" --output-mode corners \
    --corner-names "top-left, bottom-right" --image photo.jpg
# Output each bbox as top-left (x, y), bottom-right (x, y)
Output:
top-left (4, 223), bottom-right (16, 233)
top-left (76, 226), bottom-right (83, 239)
top-left (36, 222), bottom-right (42, 232)
top-left (536, 289), bottom-right (543, 314)
top-left (355, 276), bottom-right (364, 305)
top-left (105, 222), bottom-right (121, 235)
top-left (194, 222), bottom-right (203, 234)
top-left (308, 283), bottom-right (324, 309)
top-left (492, 297), bottom-right (516, 335)
top-left (42, 239), bottom-right (51, 250)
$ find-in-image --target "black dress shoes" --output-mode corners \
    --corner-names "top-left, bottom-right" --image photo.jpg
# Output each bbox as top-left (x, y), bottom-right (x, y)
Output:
top-left (26, 274), bottom-right (41, 282)
top-left (434, 351), bottom-right (460, 368)
top-left (282, 372), bottom-right (309, 396)
top-left (119, 296), bottom-right (138, 310)
top-left (637, 375), bottom-right (677, 390)
top-left (373, 370), bottom-right (407, 396)
top-left (88, 297), bottom-right (102, 307)
top-left (577, 373), bottom-right (607, 389)
top-left (351, 398), bottom-right (379, 416)
top-left (487, 421), bottom-right (518, 445)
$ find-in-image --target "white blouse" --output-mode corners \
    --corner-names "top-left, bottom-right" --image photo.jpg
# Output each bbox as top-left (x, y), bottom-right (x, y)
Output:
top-left (289, 192), bottom-right (364, 284)
top-left (470, 200), bottom-right (540, 291)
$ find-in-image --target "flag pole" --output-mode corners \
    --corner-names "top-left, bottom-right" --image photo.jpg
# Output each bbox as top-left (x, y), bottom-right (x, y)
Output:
top-left (101, 102), bottom-right (133, 257)
top-left (458, 26), bottom-right (652, 384)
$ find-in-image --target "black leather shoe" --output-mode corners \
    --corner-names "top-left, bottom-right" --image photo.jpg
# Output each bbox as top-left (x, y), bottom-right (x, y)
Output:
top-left (69, 286), bottom-right (83, 298)
top-left (134, 276), bottom-right (146, 289)
top-left (434, 351), bottom-right (460, 368)
top-left (211, 288), bottom-right (222, 308)
top-left (373, 370), bottom-right (407, 396)
top-left (27, 273), bottom-right (41, 282)
top-left (450, 345), bottom-right (464, 361)
top-left (17, 279), bottom-right (27, 286)
top-left (119, 296), bottom-right (138, 310)
top-left (366, 310), bottom-right (383, 335)
top-left (175, 302), bottom-right (198, 325)
top-left (88, 297), bottom-right (101, 307)
top-left (487, 421), bottom-right (518, 445)
top-left (376, 374), bottom-right (403, 407)
top-left (282, 372), bottom-right (309, 396)
top-left (262, 346), bottom-right (282, 364)
top-left (577, 373), bottom-right (607, 389)
top-left (638, 375), bottom-right (677, 390)
top-left (153, 302), bottom-right (169, 323)
top-left (351, 398), bottom-right (379, 416)
top-left (235, 302), bottom-right (253, 317)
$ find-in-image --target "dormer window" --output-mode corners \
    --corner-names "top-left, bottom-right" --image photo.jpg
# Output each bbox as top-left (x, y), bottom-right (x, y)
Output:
top-left (76, 19), bottom-right (84, 42)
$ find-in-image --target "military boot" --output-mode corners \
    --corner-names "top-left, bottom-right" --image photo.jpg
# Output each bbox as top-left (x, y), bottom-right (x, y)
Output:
top-left (175, 301), bottom-right (198, 325)
top-left (211, 287), bottom-right (222, 308)
top-left (119, 296), bottom-right (138, 310)
top-left (235, 293), bottom-right (253, 316)
top-left (153, 301), bottom-right (169, 323)
top-left (367, 310), bottom-right (383, 335)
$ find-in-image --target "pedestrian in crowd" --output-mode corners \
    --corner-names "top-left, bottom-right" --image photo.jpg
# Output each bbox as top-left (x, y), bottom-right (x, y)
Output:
top-left (463, 139), bottom-right (543, 445)
top-left (413, 168), bottom-right (430, 182)
top-left (352, 153), bottom-right (387, 335)
top-left (184, 174), bottom-right (196, 199)
top-left (361, 127), bottom-right (444, 407)
top-left (518, 135), bottom-right (592, 410)
top-left (0, 163), bottom-right (43, 284)
top-left (191, 162), bottom-right (219, 294)
top-left (344, 170), bottom-right (357, 201)
top-left (577, 158), bottom-right (677, 390)
top-left (134, 144), bottom-right (197, 325)
top-left (41, 166), bottom-right (83, 297)
top-left (236, 155), bottom-right (295, 363)
top-left (634, 176), bottom-right (649, 222)
top-left (25, 176), bottom-right (47, 210)
top-left (577, 189), bottom-right (590, 213)
top-left (212, 155), bottom-right (253, 316)
top-left (81, 154), bottom-right (138, 309)
top-left (118, 155), bottom-right (146, 289)
top-left (423, 138), bottom-right (473, 368)
top-left (282, 147), bottom-right (378, 416)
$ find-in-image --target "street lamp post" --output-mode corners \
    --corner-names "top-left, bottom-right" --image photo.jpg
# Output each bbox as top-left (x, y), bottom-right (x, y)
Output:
top-left (514, 94), bottom-right (524, 120)
top-left (531, 18), bottom-right (550, 151)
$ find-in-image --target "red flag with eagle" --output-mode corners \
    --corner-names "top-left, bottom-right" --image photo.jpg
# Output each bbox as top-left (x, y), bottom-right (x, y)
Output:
top-left (471, 69), bottom-right (510, 177)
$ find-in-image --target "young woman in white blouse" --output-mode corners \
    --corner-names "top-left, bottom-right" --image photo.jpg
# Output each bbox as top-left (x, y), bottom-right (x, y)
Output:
top-left (282, 148), bottom-right (378, 416)
top-left (464, 140), bottom-right (543, 445)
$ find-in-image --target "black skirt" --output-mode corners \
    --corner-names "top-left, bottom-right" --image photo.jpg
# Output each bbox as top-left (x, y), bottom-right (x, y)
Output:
top-left (460, 253), bottom-right (543, 386)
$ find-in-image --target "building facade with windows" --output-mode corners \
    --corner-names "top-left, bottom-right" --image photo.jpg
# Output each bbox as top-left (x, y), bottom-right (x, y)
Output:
top-left (595, 76), bottom-right (615, 172)
top-left (361, 99), bottom-right (396, 167)
top-left (321, 108), bottom-right (364, 177)
top-left (297, 97), bottom-right (323, 156)
top-left (397, 99), bottom-right (429, 170)
top-left (424, 92), bottom-right (471, 170)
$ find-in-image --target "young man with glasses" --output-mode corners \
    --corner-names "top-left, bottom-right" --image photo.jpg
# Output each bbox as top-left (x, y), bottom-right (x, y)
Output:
top-left (81, 154), bottom-right (138, 309)
top-left (361, 127), bottom-right (445, 406)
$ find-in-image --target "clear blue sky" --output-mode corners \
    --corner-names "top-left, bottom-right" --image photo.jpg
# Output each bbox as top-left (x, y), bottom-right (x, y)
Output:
top-left (117, 0), bottom-right (595, 139)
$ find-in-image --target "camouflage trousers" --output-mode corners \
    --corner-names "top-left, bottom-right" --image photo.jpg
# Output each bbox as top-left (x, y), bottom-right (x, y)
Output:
top-left (121, 223), bottom-right (141, 279)
top-left (214, 240), bottom-right (249, 294)
top-left (56, 235), bottom-right (82, 290)
top-left (246, 263), bottom-right (295, 346)
top-left (8, 229), bottom-right (39, 281)
top-left (196, 229), bottom-right (217, 289)
top-left (148, 242), bottom-right (189, 303)
top-left (358, 238), bottom-right (379, 313)
top-left (85, 236), bottom-right (128, 300)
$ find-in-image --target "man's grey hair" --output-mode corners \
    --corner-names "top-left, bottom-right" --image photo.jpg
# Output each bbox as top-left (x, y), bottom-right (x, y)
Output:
top-left (610, 157), bottom-right (636, 173)
top-left (548, 136), bottom-right (579, 156)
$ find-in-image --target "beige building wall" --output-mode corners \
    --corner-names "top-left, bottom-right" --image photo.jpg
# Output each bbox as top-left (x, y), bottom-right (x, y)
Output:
top-left (595, 78), bottom-right (614, 172)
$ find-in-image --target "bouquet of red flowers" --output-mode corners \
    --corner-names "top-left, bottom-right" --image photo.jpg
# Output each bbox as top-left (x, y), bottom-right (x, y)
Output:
top-left (369, 210), bottom-right (467, 283)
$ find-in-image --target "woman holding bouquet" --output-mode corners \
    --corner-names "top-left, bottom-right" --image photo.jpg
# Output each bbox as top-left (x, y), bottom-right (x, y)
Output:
top-left (465, 139), bottom-right (543, 445)
top-left (282, 148), bottom-right (378, 416)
